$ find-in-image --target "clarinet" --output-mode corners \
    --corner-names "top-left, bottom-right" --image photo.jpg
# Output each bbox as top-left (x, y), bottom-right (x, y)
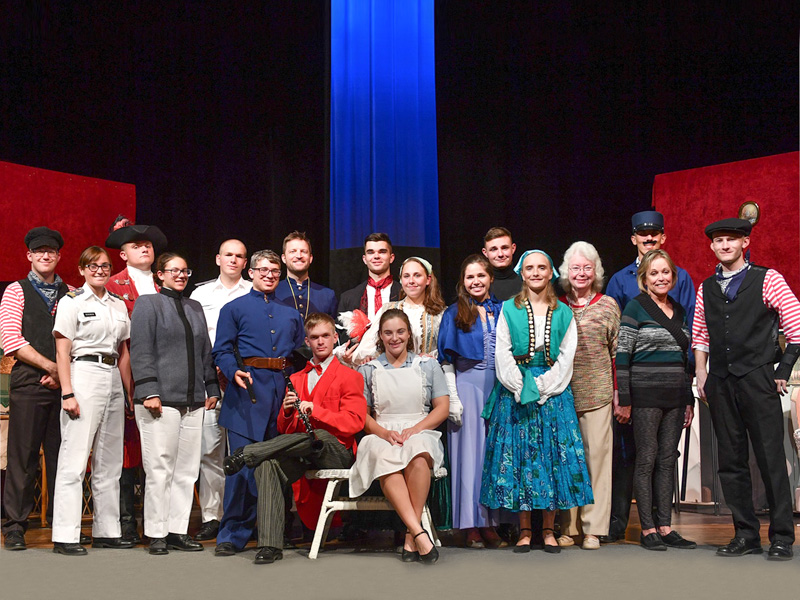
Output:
top-left (283, 371), bottom-right (324, 452)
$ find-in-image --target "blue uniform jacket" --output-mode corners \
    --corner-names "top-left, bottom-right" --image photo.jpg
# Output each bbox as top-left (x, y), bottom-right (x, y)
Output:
top-left (213, 289), bottom-right (305, 441)
top-left (274, 278), bottom-right (338, 318)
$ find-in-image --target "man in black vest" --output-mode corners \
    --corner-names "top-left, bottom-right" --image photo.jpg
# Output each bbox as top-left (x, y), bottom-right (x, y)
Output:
top-left (1, 227), bottom-right (71, 550)
top-left (693, 218), bottom-right (800, 560)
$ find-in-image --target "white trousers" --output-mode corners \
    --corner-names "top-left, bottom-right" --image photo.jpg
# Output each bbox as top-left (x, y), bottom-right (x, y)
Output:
top-left (561, 402), bottom-right (613, 537)
top-left (135, 404), bottom-right (204, 538)
top-left (52, 361), bottom-right (124, 543)
top-left (198, 407), bottom-right (227, 522)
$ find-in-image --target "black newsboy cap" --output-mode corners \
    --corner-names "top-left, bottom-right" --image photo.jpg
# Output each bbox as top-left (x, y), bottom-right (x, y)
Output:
top-left (704, 218), bottom-right (752, 239)
top-left (24, 226), bottom-right (64, 250)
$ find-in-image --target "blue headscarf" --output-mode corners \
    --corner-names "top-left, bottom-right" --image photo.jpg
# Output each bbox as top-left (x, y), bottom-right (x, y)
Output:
top-left (513, 249), bottom-right (558, 282)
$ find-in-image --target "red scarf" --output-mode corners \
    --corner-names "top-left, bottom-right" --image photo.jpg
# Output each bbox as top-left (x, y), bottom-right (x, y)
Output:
top-left (360, 275), bottom-right (393, 314)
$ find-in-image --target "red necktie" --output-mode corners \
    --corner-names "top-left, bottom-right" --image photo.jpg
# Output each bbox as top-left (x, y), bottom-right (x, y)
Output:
top-left (360, 275), bottom-right (393, 314)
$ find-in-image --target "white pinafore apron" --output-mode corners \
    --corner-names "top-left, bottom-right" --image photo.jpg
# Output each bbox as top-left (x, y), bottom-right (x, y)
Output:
top-left (349, 356), bottom-right (445, 497)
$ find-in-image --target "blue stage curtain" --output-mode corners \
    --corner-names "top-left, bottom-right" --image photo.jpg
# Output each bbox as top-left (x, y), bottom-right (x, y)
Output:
top-left (330, 0), bottom-right (440, 250)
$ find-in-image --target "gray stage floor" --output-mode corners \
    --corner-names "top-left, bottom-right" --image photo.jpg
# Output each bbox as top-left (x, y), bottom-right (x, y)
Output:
top-left (2, 541), bottom-right (799, 600)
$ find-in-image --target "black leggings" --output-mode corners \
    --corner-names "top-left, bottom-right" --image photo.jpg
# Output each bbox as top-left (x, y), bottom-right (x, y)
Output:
top-left (632, 406), bottom-right (684, 530)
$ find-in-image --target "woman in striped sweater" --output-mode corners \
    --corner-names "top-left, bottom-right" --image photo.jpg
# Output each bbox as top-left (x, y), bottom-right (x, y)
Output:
top-left (616, 249), bottom-right (696, 551)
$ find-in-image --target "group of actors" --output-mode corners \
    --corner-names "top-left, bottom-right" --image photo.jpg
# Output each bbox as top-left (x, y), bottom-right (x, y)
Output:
top-left (1, 210), bottom-right (799, 566)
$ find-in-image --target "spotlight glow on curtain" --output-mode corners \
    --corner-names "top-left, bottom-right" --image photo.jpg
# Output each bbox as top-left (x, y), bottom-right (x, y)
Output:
top-left (330, 0), bottom-right (440, 249)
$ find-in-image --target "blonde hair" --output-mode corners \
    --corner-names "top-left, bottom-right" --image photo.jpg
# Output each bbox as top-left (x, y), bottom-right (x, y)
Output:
top-left (637, 249), bottom-right (677, 294)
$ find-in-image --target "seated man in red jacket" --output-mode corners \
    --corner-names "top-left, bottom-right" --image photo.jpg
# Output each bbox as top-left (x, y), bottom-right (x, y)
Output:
top-left (223, 312), bottom-right (366, 564)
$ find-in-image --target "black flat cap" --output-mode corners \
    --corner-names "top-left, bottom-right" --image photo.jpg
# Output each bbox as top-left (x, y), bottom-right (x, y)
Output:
top-left (704, 218), bottom-right (752, 239)
top-left (24, 226), bottom-right (64, 250)
top-left (105, 224), bottom-right (168, 252)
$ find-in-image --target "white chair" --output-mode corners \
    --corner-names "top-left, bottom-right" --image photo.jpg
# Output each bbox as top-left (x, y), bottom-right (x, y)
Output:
top-left (305, 468), bottom-right (441, 559)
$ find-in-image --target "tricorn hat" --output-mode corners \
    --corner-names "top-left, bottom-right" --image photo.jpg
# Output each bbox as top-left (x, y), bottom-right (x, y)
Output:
top-left (105, 224), bottom-right (168, 252)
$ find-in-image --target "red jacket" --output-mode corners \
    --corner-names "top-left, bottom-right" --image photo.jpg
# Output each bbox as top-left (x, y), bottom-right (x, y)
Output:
top-left (106, 267), bottom-right (160, 316)
top-left (278, 357), bottom-right (367, 528)
top-left (277, 357), bottom-right (366, 454)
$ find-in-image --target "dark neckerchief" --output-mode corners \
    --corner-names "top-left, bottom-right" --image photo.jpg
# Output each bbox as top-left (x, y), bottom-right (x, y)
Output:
top-left (715, 262), bottom-right (750, 301)
top-left (472, 294), bottom-right (502, 316)
top-left (27, 270), bottom-right (64, 312)
top-left (635, 292), bottom-right (688, 359)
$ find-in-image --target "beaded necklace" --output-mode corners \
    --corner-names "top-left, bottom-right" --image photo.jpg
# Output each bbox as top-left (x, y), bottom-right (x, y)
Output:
top-left (522, 299), bottom-right (553, 367)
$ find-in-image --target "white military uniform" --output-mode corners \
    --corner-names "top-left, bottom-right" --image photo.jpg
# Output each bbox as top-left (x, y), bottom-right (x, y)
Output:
top-left (189, 276), bottom-right (251, 523)
top-left (51, 283), bottom-right (130, 543)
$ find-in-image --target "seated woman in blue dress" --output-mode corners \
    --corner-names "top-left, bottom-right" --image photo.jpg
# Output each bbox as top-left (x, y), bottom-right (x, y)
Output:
top-left (349, 309), bottom-right (449, 563)
top-left (480, 250), bottom-right (593, 553)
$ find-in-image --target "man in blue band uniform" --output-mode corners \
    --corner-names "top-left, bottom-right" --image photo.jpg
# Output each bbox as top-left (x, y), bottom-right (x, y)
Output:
top-left (274, 231), bottom-right (338, 318)
top-left (212, 249), bottom-right (305, 555)
top-left (602, 210), bottom-right (695, 543)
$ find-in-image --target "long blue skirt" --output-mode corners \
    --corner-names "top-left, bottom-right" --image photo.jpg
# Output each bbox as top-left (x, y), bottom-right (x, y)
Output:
top-left (480, 366), bottom-right (593, 512)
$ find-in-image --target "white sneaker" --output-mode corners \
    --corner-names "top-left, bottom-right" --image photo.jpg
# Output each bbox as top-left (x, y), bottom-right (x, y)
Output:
top-left (557, 535), bottom-right (575, 547)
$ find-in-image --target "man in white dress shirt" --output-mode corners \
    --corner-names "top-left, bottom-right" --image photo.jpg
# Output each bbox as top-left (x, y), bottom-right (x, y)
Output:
top-left (189, 239), bottom-right (251, 540)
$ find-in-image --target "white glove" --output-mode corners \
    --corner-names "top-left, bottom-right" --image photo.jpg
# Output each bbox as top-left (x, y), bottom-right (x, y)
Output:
top-left (442, 363), bottom-right (463, 426)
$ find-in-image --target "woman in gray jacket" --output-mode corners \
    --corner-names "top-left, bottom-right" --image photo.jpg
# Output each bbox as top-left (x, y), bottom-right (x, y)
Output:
top-left (131, 252), bottom-right (220, 555)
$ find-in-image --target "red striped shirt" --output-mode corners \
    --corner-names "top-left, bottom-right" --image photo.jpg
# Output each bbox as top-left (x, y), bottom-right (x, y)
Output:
top-left (0, 281), bottom-right (74, 355)
top-left (692, 269), bottom-right (800, 352)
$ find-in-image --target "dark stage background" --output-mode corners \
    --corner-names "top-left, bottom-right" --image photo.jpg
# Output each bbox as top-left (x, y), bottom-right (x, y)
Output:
top-left (1, 1), bottom-right (797, 295)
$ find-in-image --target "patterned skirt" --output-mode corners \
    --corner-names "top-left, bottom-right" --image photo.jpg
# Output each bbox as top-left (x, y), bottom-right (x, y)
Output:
top-left (480, 366), bottom-right (594, 511)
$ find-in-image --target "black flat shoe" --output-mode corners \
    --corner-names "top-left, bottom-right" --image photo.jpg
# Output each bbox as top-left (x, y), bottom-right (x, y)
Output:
top-left (767, 540), bottom-right (793, 561)
top-left (93, 537), bottom-right (135, 549)
top-left (716, 537), bottom-right (762, 557)
top-left (254, 546), bottom-right (283, 564)
top-left (542, 528), bottom-right (561, 554)
top-left (640, 532), bottom-right (667, 551)
top-left (165, 533), bottom-right (204, 551)
top-left (149, 538), bottom-right (168, 555)
top-left (660, 531), bottom-right (696, 549)
top-left (513, 528), bottom-right (533, 553)
top-left (598, 533), bottom-right (621, 544)
top-left (215, 542), bottom-right (237, 556)
top-left (401, 530), bottom-right (420, 562)
top-left (223, 448), bottom-right (246, 476)
top-left (414, 530), bottom-right (439, 564)
top-left (79, 532), bottom-right (92, 545)
top-left (195, 519), bottom-right (220, 541)
top-left (53, 542), bottom-right (87, 556)
top-left (3, 531), bottom-right (26, 551)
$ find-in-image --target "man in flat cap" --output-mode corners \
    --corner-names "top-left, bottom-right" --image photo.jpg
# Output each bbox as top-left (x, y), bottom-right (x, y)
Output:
top-left (0, 227), bottom-right (72, 550)
top-left (693, 218), bottom-right (800, 560)
top-left (602, 210), bottom-right (696, 543)
top-left (105, 220), bottom-right (168, 544)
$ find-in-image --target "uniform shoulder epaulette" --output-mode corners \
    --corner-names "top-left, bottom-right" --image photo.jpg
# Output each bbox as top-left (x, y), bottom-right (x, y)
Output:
top-left (66, 288), bottom-right (85, 298)
top-left (107, 291), bottom-right (125, 301)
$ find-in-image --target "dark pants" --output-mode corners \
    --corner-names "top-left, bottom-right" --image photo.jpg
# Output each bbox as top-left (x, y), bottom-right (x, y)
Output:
top-left (217, 430), bottom-right (260, 549)
top-left (632, 406), bottom-right (684, 531)
top-left (2, 385), bottom-right (61, 534)
top-left (608, 419), bottom-right (636, 537)
top-left (706, 365), bottom-right (795, 544)
top-left (250, 430), bottom-right (353, 548)
top-left (119, 467), bottom-right (141, 534)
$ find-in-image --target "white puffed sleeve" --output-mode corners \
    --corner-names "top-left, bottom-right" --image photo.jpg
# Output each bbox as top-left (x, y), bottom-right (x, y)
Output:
top-left (494, 310), bottom-right (524, 402)
top-left (534, 317), bottom-right (577, 402)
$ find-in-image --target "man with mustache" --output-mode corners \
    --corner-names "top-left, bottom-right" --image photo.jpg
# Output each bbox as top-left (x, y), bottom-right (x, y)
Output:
top-left (602, 210), bottom-right (695, 544)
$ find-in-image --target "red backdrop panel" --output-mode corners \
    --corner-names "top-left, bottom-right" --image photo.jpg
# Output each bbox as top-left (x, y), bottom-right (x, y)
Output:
top-left (653, 152), bottom-right (799, 294)
top-left (0, 161), bottom-right (136, 288)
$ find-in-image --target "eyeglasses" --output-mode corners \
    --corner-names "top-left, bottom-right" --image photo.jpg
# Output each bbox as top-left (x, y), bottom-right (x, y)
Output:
top-left (30, 249), bottom-right (59, 257)
top-left (251, 267), bottom-right (281, 277)
top-left (569, 265), bottom-right (595, 274)
top-left (85, 263), bottom-right (112, 273)
top-left (162, 268), bottom-right (192, 277)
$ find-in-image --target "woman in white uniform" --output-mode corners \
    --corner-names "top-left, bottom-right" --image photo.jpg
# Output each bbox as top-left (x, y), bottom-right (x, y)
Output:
top-left (51, 246), bottom-right (133, 555)
top-left (349, 308), bottom-right (449, 563)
